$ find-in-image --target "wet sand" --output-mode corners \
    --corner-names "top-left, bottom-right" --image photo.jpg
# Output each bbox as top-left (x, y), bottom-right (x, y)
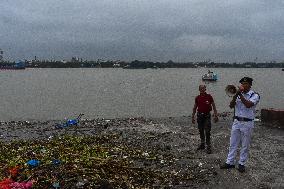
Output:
top-left (0, 113), bottom-right (283, 188)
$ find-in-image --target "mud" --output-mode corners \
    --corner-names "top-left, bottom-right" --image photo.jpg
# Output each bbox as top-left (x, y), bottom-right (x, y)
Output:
top-left (0, 113), bottom-right (283, 189)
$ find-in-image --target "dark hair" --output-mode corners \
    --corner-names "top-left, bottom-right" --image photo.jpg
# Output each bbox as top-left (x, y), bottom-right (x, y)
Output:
top-left (239, 77), bottom-right (253, 85)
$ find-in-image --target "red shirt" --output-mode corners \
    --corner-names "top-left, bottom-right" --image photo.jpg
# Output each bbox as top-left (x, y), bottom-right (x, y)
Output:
top-left (195, 93), bottom-right (214, 113)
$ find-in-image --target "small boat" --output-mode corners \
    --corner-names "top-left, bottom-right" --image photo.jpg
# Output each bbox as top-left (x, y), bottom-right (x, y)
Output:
top-left (202, 70), bottom-right (218, 81)
top-left (123, 65), bottom-right (147, 69)
top-left (282, 68), bottom-right (284, 71)
top-left (0, 61), bottom-right (26, 70)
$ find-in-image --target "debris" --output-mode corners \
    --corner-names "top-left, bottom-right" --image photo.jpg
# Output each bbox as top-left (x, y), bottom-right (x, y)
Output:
top-left (26, 159), bottom-right (40, 168)
top-left (52, 182), bottom-right (60, 189)
top-left (0, 115), bottom-right (279, 188)
top-left (55, 114), bottom-right (84, 129)
top-left (52, 159), bottom-right (61, 165)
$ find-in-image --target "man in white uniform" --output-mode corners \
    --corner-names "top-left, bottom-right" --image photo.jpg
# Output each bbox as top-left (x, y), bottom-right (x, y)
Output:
top-left (220, 77), bottom-right (260, 173)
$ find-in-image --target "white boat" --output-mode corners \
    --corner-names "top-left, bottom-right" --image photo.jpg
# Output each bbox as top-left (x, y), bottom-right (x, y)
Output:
top-left (202, 70), bottom-right (218, 81)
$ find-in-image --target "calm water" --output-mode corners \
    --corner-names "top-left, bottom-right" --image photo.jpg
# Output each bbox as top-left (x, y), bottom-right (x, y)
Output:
top-left (0, 68), bottom-right (283, 121)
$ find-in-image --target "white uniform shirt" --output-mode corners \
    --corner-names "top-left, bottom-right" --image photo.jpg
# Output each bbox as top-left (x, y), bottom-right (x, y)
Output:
top-left (235, 90), bottom-right (260, 119)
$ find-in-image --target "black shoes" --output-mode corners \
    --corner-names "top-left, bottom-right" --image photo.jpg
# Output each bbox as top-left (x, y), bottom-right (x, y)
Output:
top-left (220, 163), bottom-right (246, 172)
top-left (220, 163), bottom-right (235, 169)
top-left (238, 164), bottom-right (245, 173)
top-left (196, 144), bottom-right (212, 154)
top-left (196, 144), bottom-right (205, 150)
top-left (206, 147), bottom-right (212, 154)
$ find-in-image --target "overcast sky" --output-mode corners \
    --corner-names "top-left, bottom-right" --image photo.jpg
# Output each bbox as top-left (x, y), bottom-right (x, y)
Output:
top-left (1, 0), bottom-right (284, 62)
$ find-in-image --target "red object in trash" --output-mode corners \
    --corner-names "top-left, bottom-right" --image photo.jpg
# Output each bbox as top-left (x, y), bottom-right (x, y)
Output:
top-left (8, 166), bottom-right (20, 178)
top-left (0, 178), bottom-right (33, 189)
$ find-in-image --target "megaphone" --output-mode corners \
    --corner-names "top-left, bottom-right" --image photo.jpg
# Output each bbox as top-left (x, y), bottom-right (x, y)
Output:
top-left (225, 85), bottom-right (237, 97)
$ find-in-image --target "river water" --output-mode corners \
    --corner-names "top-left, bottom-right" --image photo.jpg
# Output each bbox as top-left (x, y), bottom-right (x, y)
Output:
top-left (0, 68), bottom-right (283, 121)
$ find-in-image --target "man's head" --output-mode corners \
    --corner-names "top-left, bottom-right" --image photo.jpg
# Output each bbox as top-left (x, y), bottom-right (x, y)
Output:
top-left (199, 84), bottom-right (207, 94)
top-left (239, 77), bottom-right (253, 92)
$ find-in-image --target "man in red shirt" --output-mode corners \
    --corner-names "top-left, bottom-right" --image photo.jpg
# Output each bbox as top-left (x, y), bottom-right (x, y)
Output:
top-left (192, 84), bottom-right (218, 154)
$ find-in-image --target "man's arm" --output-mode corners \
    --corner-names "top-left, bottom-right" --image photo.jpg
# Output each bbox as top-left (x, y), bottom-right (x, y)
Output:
top-left (230, 91), bottom-right (255, 108)
top-left (229, 94), bottom-right (237, 109)
top-left (212, 101), bottom-right (217, 115)
top-left (239, 94), bottom-right (254, 108)
top-left (211, 101), bottom-right (218, 122)
top-left (192, 103), bottom-right (197, 124)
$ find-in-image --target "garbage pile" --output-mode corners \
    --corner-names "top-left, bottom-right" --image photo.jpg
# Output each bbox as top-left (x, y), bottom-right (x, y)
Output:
top-left (0, 134), bottom-right (208, 188)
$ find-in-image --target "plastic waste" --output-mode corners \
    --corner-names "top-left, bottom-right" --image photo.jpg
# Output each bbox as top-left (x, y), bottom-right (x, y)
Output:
top-left (52, 159), bottom-right (61, 165)
top-left (11, 181), bottom-right (33, 189)
top-left (9, 166), bottom-right (20, 177)
top-left (0, 178), bottom-right (33, 189)
top-left (52, 182), bottom-right (60, 189)
top-left (40, 148), bottom-right (47, 153)
top-left (55, 114), bottom-right (84, 129)
top-left (76, 181), bottom-right (85, 188)
top-left (67, 119), bottom-right (78, 126)
top-left (26, 159), bottom-right (40, 168)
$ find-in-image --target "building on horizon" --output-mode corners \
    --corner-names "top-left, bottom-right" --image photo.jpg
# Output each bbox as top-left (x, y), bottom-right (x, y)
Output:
top-left (0, 49), bottom-right (3, 62)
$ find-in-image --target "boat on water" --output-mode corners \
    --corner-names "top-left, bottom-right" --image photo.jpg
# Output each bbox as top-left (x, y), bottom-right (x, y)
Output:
top-left (0, 61), bottom-right (25, 70)
top-left (123, 65), bottom-right (147, 69)
top-left (202, 70), bottom-right (218, 81)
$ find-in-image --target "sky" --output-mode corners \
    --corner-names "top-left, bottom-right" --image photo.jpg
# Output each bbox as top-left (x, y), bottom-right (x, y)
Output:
top-left (1, 0), bottom-right (284, 63)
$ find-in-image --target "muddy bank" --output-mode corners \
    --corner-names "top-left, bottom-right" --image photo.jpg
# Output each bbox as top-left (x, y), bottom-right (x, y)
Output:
top-left (0, 113), bottom-right (283, 188)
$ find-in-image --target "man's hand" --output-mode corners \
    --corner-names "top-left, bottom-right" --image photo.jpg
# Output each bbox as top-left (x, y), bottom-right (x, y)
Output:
top-left (235, 90), bottom-right (242, 96)
top-left (235, 85), bottom-right (244, 96)
top-left (192, 116), bottom-right (195, 124)
top-left (213, 114), bottom-right (219, 123)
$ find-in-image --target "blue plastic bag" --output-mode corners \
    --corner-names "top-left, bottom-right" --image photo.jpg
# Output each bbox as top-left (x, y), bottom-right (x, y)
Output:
top-left (67, 119), bottom-right (78, 126)
top-left (55, 114), bottom-right (84, 129)
top-left (52, 159), bottom-right (61, 165)
top-left (27, 159), bottom-right (40, 168)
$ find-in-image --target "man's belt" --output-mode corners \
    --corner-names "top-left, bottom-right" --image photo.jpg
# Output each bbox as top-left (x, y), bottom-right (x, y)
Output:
top-left (197, 112), bottom-right (211, 118)
top-left (234, 116), bottom-right (253, 122)
top-left (197, 112), bottom-right (210, 115)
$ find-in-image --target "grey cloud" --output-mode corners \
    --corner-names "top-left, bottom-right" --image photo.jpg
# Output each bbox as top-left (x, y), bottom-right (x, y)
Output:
top-left (1, 0), bottom-right (284, 62)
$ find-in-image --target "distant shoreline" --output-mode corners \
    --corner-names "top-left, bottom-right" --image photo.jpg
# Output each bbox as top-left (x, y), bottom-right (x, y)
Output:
top-left (1, 60), bottom-right (284, 69)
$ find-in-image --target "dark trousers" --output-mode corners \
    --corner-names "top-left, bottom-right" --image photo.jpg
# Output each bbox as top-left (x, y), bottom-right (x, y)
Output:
top-left (197, 112), bottom-right (211, 146)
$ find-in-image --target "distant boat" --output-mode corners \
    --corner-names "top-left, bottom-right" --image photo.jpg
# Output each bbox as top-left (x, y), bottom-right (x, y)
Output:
top-left (123, 65), bottom-right (147, 69)
top-left (282, 68), bottom-right (284, 71)
top-left (202, 70), bottom-right (218, 81)
top-left (0, 61), bottom-right (25, 70)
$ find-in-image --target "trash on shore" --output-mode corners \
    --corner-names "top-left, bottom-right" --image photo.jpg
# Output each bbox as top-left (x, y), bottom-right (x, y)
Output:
top-left (0, 115), bottom-right (282, 188)
top-left (0, 178), bottom-right (33, 189)
top-left (54, 114), bottom-right (84, 129)
top-left (0, 133), bottom-right (208, 188)
top-left (26, 159), bottom-right (40, 168)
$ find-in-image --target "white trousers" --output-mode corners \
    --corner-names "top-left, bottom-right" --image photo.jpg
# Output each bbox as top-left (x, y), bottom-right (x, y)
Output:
top-left (226, 120), bottom-right (254, 166)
